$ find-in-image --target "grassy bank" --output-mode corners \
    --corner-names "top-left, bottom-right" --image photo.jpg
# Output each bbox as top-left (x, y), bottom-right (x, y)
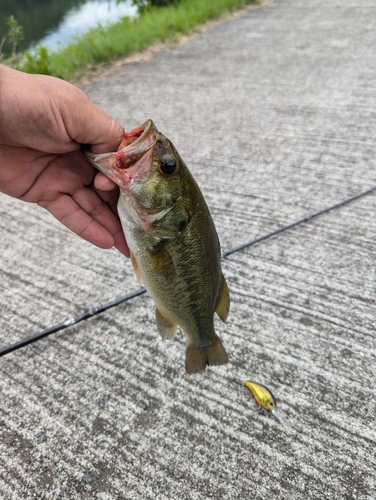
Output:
top-left (17, 0), bottom-right (258, 81)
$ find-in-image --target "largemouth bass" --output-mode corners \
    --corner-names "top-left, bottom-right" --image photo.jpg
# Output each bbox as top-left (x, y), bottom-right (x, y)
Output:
top-left (85, 120), bottom-right (230, 374)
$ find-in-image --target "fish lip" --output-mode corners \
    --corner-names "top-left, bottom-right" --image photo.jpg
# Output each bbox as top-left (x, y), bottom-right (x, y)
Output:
top-left (82, 119), bottom-right (156, 166)
top-left (82, 148), bottom-right (111, 162)
top-left (126, 119), bottom-right (154, 150)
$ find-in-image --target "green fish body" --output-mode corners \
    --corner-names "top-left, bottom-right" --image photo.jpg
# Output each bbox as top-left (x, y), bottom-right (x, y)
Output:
top-left (85, 120), bottom-right (230, 374)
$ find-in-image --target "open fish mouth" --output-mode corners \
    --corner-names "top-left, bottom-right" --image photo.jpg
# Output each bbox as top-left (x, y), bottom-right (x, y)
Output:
top-left (83, 119), bottom-right (158, 187)
top-left (118, 119), bottom-right (155, 150)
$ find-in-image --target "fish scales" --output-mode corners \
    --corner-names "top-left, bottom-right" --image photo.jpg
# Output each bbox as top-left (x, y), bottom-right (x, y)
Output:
top-left (126, 194), bottom-right (221, 340)
top-left (85, 119), bottom-right (230, 374)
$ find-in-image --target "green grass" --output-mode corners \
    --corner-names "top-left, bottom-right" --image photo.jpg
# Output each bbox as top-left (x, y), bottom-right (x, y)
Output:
top-left (16, 0), bottom-right (258, 81)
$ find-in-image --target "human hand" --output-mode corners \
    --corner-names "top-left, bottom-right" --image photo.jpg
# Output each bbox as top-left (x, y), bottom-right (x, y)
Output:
top-left (0, 64), bottom-right (129, 257)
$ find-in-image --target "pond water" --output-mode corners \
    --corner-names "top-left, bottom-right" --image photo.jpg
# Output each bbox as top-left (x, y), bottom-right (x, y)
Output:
top-left (0, 0), bottom-right (137, 56)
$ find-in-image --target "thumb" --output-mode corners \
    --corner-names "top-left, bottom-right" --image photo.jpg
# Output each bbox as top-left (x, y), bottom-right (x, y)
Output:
top-left (59, 83), bottom-right (125, 153)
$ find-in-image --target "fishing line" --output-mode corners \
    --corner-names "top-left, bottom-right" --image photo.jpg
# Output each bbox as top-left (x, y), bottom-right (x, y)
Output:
top-left (1, 185), bottom-right (375, 358)
top-left (221, 185), bottom-right (376, 257)
top-left (0, 288), bottom-right (146, 357)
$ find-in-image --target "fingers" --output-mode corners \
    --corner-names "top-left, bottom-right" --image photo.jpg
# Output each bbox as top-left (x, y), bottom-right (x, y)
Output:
top-left (72, 186), bottom-right (129, 257)
top-left (94, 171), bottom-right (117, 192)
top-left (112, 227), bottom-right (130, 257)
top-left (16, 153), bottom-right (129, 256)
top-left (0, 67), bottom-right (129, 256)
top-left (0, 68), bottom-right (125, 154)
top-left (39, 188), bottom-right (130, 257)
top-left (91, 177), bottom-right (129, 256)
top-left (59, 84), bottom-right (125, 153)
top-left (20, 152), bottom-right (94, 203)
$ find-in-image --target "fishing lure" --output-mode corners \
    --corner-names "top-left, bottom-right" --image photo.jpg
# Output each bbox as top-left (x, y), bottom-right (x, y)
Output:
top-left (244, 381), bottom-right (292, 434)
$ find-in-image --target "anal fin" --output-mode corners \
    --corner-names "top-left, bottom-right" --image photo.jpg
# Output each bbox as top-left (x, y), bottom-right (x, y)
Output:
top-left (185, 336), bottom-right (228, 374)
top-left (215, 274), bottom-right (230, 323)
top-left (155, 306), bottom-right (177, 339)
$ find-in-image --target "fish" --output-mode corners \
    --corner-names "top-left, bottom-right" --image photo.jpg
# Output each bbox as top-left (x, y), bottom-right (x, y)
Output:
top-left (244, 380), bottom-right (292, 434)
top-left (84, 119), bottom-right (230, 374)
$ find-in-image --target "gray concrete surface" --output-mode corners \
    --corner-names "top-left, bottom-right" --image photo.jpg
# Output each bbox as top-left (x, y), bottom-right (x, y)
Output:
top-left (1, 0), bottom-right (376, 498)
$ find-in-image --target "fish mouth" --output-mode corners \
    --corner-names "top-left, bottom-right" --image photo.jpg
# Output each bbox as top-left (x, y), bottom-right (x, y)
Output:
top-left (119, 119), bottom-right (155, 150)
top-left (83, 119), bottom-right (157, 187)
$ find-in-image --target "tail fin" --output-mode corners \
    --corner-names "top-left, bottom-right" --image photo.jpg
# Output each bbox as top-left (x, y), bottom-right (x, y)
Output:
top-left (185, 336), bottom-right (228, 374)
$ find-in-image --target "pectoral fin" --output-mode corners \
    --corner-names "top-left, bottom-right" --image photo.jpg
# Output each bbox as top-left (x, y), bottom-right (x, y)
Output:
top-left (130, 251), bottom-right (143, 285)
top-left (155, 306), bottom-right (177, 339)
top-left (147, 242), bottom-right (176, 278)
top-left (215, 275), bottom-right (230, 323)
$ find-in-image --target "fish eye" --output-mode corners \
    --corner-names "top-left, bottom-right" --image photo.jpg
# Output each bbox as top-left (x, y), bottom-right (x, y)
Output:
top-left (160, 155), bottom-right (177, 175)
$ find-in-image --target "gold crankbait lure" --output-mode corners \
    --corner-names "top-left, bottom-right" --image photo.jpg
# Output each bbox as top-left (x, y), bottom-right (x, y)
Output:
top-left (244, 381), bottom-right (292, 434)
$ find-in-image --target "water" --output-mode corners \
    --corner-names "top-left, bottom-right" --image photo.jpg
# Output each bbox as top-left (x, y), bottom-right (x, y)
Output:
top-left (33, 0), bottom-right (137, 51)
top-left (0, 0), bottom-right (137, 56)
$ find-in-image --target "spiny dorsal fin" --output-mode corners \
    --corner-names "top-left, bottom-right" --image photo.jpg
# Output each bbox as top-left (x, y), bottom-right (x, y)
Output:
top-left (155, 306), bottom-right (177, 339)
top-left (215, 274), bottom-right (230, 323)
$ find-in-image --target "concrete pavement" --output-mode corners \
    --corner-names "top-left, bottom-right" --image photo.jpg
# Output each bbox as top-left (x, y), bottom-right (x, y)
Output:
top-left (0, 0), bottom-right (375, 498)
